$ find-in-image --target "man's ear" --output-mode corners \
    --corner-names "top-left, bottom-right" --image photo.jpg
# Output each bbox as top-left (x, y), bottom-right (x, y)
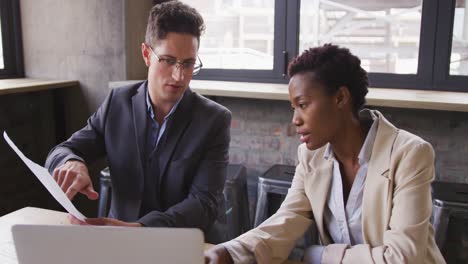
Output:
top-left (335, 86), bottom-right (351, 109)
top-left (141, 43), bottom-right (151, 67)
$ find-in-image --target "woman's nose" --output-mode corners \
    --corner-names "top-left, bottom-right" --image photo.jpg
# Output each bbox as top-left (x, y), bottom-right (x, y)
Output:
top-left (292, 111), bottom-right (302, 126)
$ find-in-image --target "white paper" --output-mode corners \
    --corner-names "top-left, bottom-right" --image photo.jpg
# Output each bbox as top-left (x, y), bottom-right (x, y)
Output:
top-left (3, 131), bottom-right (86, 221)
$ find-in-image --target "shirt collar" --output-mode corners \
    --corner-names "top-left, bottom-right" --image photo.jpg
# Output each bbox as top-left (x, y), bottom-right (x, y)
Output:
top-left (324, 109), bottom-right (378, 165)
top-left (146, 85), bottom-right (183, 121)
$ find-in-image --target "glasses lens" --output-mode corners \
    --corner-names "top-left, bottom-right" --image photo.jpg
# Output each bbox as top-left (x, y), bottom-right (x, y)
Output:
top-left (192, 66), bottom-right (201, 75)
top-left (192, 57), bottom-right (202, 75)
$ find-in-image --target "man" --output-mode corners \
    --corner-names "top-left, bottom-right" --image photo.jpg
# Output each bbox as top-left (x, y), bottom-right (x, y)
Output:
top-left (45, 1), bottom-right (231, 235)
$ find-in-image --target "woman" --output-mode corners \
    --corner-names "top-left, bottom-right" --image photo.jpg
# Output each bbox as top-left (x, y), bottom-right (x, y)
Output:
top-left (205, 44), bottom-right (445, 264)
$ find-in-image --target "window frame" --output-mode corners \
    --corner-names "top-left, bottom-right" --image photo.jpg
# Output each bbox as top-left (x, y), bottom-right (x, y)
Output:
top-left (366, 0), bottom-right (438, 90)
top-left (433, 0), bottom-right (468, 92)
top-left (194, 0), bottom-right (296, 84)
top-left (0, 0), bottom-right (23, 79)
top-left (191, 0), bottom-right (468, 92)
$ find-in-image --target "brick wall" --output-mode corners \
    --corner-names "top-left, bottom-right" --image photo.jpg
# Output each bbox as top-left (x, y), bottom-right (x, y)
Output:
top-left (218, 97), bottom-right (468, 184)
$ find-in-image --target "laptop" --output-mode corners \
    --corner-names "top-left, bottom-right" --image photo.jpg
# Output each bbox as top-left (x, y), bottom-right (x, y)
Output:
top-left (11, 224), bottom-right (204, 264)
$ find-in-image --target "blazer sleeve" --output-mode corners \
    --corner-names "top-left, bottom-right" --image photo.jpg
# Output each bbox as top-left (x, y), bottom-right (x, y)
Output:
top-left (322, 142), bottom-right (439, 264)
top-left (230, 145), bottom-right (314, 264)
top-left (138, 109), bottom-right (232, 231)
top-left (45, 90), bottom-right (113, 173)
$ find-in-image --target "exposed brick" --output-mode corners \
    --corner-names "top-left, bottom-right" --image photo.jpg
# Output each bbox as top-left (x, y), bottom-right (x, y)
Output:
top-left (217, 97), bottom-right (468, 185)
top-left (286, 123), bottom-right (296, 137)
top-left (230, 118), bottom-right (242, 129)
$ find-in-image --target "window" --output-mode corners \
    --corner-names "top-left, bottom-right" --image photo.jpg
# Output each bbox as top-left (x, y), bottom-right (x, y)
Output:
top-left (449, 0), bottom-right (468, 76)
top-left (432, 0), bottom-right (468, 91)
top-left (182, 0), bottom-right (467, 92)
top-left (0, 0), bottom-right (23, 78)
top-left (183, 0), bottom-right (293, 83)
top-left (184, 0), bottom-right (275, 70)
top-left (299, 1), bottom-right (423, 75)
top-left (298, 0), bottom-right (437, 90)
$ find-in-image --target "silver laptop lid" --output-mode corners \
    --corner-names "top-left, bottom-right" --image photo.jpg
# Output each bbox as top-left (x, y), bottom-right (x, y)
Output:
top-left (12, 224), bottom-right (204, 264)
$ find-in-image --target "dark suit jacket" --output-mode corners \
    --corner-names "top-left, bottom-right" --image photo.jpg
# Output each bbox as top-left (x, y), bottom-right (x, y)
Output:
top-left (45, 81), bottom-right (231, 232)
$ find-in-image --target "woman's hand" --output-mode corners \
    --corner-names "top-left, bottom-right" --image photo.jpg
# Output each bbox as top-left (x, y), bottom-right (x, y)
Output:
top-left (204, 244), bottom-right (234, 264)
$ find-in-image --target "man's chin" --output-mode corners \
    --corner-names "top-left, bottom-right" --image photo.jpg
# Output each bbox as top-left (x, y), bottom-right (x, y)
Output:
top-left (165, 86), bottom-right (186, 96)
top-left (161, 92), bottom-right (184, 104)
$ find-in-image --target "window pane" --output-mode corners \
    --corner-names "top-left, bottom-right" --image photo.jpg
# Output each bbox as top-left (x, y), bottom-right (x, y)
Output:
top-left (299, 0), bottom-right (423, 74)
top-left (450, 0), bottom-right (468, 75)
top-left (0, 17), bottom-right (4, 70)
top-left (182, 0), bottom-right (275, 70)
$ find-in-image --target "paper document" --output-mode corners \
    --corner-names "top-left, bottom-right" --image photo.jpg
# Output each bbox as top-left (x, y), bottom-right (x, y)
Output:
top-left (3, 131), bottom-right (86, 221)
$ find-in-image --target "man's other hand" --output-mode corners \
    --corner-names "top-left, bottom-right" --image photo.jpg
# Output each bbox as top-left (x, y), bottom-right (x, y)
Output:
top-left (68, 215), bottom-right (142, 227)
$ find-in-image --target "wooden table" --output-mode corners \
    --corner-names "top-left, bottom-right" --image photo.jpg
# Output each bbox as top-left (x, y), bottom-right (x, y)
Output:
top-left (0, 207), bottom-right (70, 264)
top-left (0, 207), bottom-right (302, 264)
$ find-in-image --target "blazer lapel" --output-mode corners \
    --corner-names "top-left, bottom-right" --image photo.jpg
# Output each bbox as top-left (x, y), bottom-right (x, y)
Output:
top-left (307, 153), bottom-right (333, 244)
top-left (131, 82), bottom-right (147, 186)
top-left (362, 110), bottom-right (398, 245)
top-left (158, 89), bottom-right (194, 186)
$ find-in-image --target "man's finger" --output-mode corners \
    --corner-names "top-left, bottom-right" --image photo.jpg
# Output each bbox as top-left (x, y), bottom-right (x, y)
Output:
top-left (60, 171), bottom-right (75, 194)
top-left (82, 184), bottom-right (99, 200)
top-left (52, 168), bottom-right (60, 181)
top-left (65, 181), bottom-right (85, 200)
top-left (56, 169), bottom-right (66, 186)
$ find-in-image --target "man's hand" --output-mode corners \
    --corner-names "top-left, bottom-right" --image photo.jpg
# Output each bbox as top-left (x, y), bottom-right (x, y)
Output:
top-left (68, 215), bottom-right (142, 227)
top-left (52, 160), bottom-right (99, 200)
top-left (204, 244), bottom-right (234, 264)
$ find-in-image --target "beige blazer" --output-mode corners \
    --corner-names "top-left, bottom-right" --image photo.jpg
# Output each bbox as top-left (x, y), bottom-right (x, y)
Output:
top-left (234, 110), bottom-right (445, 264)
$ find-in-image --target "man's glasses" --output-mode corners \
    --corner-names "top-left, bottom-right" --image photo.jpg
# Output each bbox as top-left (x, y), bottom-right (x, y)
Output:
top-left (146, 44), bottom-right (203, 75)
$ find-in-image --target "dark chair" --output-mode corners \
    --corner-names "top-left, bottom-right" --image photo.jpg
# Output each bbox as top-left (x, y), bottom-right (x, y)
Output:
top-left (224, 164), bottom-right (251, 239)
top-left (431, 181), bottom-right (468, 263)
top-left (98, 164), bottom-right (250, 243)
top-left (254, 164), bottom-right (296, 227)
top-left (97, 167), bottom-right (111, 218)
top-left (254, 164), bottom-right (318, 260)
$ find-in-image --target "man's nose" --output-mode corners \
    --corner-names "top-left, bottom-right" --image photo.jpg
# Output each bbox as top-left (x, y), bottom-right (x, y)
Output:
top-left (172, 64), bottom-right (185, 81)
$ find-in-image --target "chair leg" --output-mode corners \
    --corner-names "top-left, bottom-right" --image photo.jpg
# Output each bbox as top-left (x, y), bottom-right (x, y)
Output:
top-left (254, 182), bottom-right (268, 227)
top-left (98, 184), bottom-right (110, 217)
top-left (224, 185), bottom-right (237, 239)
top-left (432, 204), bottom-right (451, 249)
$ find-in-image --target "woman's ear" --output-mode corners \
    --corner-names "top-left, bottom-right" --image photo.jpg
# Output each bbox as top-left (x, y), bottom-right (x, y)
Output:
top-left (335, 86), bottom-right (351, 110)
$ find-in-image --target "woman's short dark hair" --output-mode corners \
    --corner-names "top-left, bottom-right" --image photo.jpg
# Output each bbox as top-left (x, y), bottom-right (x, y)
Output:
top-left (145, 1), bottom-right (205, 46)
top-left (288, 44), bottom-right (369, 115)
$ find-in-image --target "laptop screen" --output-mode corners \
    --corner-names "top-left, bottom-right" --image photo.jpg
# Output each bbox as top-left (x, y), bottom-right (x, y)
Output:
top-left (12, 224), bottom-right (204, 264)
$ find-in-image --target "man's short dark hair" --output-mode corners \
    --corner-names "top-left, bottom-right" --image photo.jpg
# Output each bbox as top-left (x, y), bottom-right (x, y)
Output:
top-left (288, 44), bottom-right (369, 115)
top-left (145, 1), bottom-right (205, 46)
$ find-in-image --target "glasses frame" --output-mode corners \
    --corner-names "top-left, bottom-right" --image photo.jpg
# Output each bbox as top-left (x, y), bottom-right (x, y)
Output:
top-left (146, 44), bottom-right (203, 76)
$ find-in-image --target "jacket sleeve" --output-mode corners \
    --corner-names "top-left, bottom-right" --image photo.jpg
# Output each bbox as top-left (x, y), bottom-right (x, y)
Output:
top-left (322, 142), bottom-right (441, 264)
top-left (230, 145), bottom-right (314, 264)
top-left (44, 90), bottom-right (113, 173)
top-left (138, 109), bottom-right (232, 232)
